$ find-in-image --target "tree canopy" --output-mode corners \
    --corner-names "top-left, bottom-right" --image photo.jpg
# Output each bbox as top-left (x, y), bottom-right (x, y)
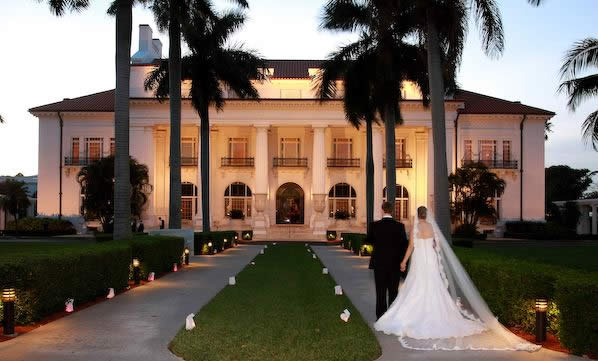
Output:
top-left (545, 165), bottom-right (596, 204)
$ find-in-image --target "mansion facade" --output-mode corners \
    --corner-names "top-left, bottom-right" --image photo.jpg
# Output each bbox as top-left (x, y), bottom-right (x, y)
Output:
top-left (30, 25), bottom-right (554, 239)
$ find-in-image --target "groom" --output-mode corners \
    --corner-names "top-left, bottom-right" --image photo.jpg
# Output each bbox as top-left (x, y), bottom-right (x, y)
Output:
top-left (367, 201), bottom-right (409, 320)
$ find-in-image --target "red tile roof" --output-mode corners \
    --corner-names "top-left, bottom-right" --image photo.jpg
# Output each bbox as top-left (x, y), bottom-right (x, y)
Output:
top-left (29, 60), bottom-right (554, 117)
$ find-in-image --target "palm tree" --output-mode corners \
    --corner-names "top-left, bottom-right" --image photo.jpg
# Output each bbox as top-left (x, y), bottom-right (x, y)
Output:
top-left (145, 8), bottom-right (265, 232)
top-left (41, 0), bottom-right (148, 240)
top-left (316, 34), bottom-right (430, 231)
top-left (559, 38), bottom-right (598, 150)
top-left (319, 0), bottom-right (429, 218)
top-left (151, 0), bottom-right (248, 230)
top-left (0, 179), bottom-right (31, 234)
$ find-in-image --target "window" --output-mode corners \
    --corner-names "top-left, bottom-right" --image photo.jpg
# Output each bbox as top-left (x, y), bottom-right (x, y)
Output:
top-left (502, 140), bottom-right (511, 161)
top-left (224, 182), bottom-right (252, 217)
top-left (80, 187), bottom-right (86, 217)
top-left (71, 138), bottom-right (80, 162)
top-left (110, 138), bottom-right (115, 156)
top-left (181, 137), bottom-right (197, 159)
top-left (280, 138), bottom-right (300, 158)
top-left (85, 137), bottom-right (103, 161)
top-left (463, 140), bottom-right (472, 161)
top-left (479, 140), bottom-right (496, 161)
top-left (181, 182), bottom-right (198, 221)
top-left (328, 183), bottom-right (357, 218)
top-left (396, 139), bottom-right (406, 159)
top-left (383, 185), bottom-right (409, 220)
top-left (229, 137), bottom-right (248, 158)
top-left (333, 138), bottom-right (353, 158)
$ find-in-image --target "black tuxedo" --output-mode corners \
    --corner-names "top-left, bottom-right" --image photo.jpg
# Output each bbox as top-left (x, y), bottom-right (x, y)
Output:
top-left (366, 217), bottom-right (409, 319)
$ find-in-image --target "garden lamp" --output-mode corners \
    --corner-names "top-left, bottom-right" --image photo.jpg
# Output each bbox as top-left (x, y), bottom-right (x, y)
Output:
top-left (184, 248), bottom-right (190, 265)
top-left (2, 288), bottom-right (16, 336)
top-left (133, 258), bottom-right (141, 285)
top-left (535, 298), bottom-right (548, 342)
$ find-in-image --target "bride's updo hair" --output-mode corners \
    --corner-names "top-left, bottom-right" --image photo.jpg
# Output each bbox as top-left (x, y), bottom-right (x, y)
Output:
top-left (417, 206), bottom-right (427, 220)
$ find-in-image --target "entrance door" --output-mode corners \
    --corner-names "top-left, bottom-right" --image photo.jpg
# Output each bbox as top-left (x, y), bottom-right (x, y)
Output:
top-left (276, 183), bottom-right (304, 224)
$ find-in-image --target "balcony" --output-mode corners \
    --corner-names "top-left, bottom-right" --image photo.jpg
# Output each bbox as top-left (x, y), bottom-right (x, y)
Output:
top-left (383, 156), bottom-right (413, 168)
top-left (221, 157), bottom-right (255, 167)
top-left (327, 158), bottom-right (360, 168)
top-left (181, 157), bottom-right (198, 166)
top-left (461, 158), bottom-right (518, 169)
top-left (273, 157), bottom-right (308, 167)
top-left (64, 156), bottom-right (103, 166)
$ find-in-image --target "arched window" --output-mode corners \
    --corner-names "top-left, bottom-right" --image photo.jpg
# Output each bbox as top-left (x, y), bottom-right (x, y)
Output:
top-left (181, 182), bottom-right (198, 221)
top-left (383, 185), bottom-right (409, 220)
top-left (224, 182), bottom-right (252, 217)
top-left (328, 183), bottom-right (357, 218)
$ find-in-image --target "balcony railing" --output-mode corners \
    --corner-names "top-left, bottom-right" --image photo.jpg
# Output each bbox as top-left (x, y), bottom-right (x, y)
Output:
top-left (383, 157), bottom-right (413, 168)
top-left (221, 157), bottom-right (255, 167)
top-left (327, 158), bottom-right (360, 168)
top-left (181, 157), bottom-right (198, 166)
top-left (461, 158), bottom-right (518, 169)
top-left (273, 157), bottom-right (308, 167)
top-left (64, 156), bottom-right (103, 166)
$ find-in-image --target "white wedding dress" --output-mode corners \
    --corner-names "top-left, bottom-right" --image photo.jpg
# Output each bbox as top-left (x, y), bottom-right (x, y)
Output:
top-left (374, 215), bottom-right (541, 352)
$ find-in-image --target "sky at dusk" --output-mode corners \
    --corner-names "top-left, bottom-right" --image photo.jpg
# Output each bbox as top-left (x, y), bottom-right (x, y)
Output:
top-left (0, 0), bottom-right (596, 178)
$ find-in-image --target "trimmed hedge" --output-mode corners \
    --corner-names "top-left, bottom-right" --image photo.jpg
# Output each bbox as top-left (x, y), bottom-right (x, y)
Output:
top-left (0, 235), bottom-right (185, 325)
top-left (5, 217), bottom-right (76, 236)
top-left (130, 235), bottom-right (185, 278)
top-left (194, 231), bottom-right (237, 255)
top-left (456, 248), bottom-right (598, 356)
top-left (504, 221), bottom-right (576, 240)
top-left (340, 233), bottom-right (368, 255)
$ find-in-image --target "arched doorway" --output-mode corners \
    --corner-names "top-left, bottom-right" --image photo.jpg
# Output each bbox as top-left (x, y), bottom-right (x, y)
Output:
top-left (276, 183), bottom-right (304, 224)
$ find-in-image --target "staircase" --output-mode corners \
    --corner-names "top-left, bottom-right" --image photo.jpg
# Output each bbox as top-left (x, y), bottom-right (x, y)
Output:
top-left (257, 225), bottom-right (324, 241)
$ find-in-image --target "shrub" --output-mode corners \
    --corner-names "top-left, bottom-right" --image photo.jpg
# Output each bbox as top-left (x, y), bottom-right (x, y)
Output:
top-left (0, 242), bottom-right (131, 324)
top-left (130, 235), bottom-right (185, 278)
top-left (334, 211), bottom-right (350, 220)
top-left (504, 221), bottom-right (576, 240)
top-left (340, 233), bottom-right (367, 254)
top-left (194, 231), bottom-right (237, 255)
top-left (5, 217), bottom-right (76, 236)
top-left (452, 224), bottom-right (486, 240)
top-left (229, 209), bottom-right (244, 220)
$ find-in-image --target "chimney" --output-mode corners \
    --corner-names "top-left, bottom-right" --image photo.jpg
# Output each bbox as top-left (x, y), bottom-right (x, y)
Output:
top-left (132, 25), bottom-right (160, 64)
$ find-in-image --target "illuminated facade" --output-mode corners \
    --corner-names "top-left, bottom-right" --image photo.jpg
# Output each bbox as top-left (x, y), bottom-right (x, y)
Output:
top-left (30, 25), bottom-right (554, 239)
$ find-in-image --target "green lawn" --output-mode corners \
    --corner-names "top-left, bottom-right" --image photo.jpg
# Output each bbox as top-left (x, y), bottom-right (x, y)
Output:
top-left (454, 243), bottom-right (598, 272)
top-left (169, 244), bottom-right (381, 361)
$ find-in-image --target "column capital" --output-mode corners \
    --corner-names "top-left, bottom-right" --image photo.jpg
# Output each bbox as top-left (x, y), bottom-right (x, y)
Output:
top-left (254, 124), bottom-right (270, 129)
top-left (312, 125), bottom-right (328, 130)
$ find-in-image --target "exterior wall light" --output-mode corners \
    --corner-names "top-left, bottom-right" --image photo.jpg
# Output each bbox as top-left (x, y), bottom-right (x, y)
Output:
top-left (535, 298), bottom-right (548, 342)
top-left (184, 248), bottom-right (190, 265)
top-left (2, 288), bottom-right (17, 336)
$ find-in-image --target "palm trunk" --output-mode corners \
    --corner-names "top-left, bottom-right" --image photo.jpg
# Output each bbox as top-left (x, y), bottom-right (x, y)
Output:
top-left (366, 119), bottom-right (374, 233)
top-left (168, 3), bottom-right (182, 229)
top-left (384, 104), bottom-right (397, 217)
top-left (200, 106), bottom-right (210, 232)
top-left (426, 10), bottom-right (452, 242)
top-left (113, 1), bottom-right (132, 240)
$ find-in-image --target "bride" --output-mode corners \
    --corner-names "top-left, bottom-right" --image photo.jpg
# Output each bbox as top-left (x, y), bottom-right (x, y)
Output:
top-left (374, 206), bottom-right (540, 351)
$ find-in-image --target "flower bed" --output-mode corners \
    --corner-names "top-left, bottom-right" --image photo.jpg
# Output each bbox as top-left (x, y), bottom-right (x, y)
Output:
top-left (194, 231), bottom-right (237, 255)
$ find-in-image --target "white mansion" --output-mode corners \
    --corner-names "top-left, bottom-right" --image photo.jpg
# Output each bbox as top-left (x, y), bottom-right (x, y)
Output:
top-left (30, 25), bottom-right (554, 238)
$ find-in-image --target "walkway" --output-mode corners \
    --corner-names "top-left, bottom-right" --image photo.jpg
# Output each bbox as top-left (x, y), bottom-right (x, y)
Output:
top-left (312, 245), bottom-right (583, 361)
top-left (0, 245), bottom-right (262, 361)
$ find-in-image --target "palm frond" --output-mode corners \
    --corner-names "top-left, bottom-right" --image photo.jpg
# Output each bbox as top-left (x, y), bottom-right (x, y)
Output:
top-left (42, 0), bottom-right (90, 16)
top-left (581, 109), bottom-right (598, 150)
top-left (321, 0), bottom-right (372, 32)
top-left (144, 61), bottom-right (171, 100)
top-left (0, 114), bottom-right (4, 123)
top-left (560, 38), bottom-right (598, 79)
top-left (470, 0), bottom-right (504, 57)
top-left (558, 74), bottom-right (598, 111)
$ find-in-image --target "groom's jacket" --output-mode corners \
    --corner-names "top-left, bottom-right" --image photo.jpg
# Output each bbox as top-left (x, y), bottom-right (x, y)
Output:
top-left (366, 217), bottom-right (408, 272)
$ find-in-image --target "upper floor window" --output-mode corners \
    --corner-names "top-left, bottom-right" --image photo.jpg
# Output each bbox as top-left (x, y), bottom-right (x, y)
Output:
top-left (333, 138), bottom-right (353, 158)
top-left (181, 137), bottom-right (197, 159)
top-left (280, 138), bottom-right (301, 158)
top-left (502, 140), bottom-right (511, 161)
top-left (71, 138), bottom-right (80, 161)
top-left (396, 138), bottom-right (406, 159)
top-left (463, 140), bottom-right (472, 160)
top-left (110, 138), bottom-right (115, 156)
top-left (479, 140), bottom-right (496, 161)
top-left (85, 137), bottom-right (103, 160)
top-left (229, 137), bottom-right (248, 158)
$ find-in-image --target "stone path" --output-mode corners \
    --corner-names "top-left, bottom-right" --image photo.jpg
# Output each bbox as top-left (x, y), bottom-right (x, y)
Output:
top-left (0, 245), bottom-right (262, 361)
top-left (313, 245), bottom-right (583, 361)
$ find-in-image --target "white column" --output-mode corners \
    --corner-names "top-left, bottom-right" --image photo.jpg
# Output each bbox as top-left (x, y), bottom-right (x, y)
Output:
top-left (311, 126), bottom-right (327, 235)
top-left (416, 131), bottom-right (429, 209)
top-left (592, 205), bottom-right (597, 235)
top-left (195, 125), bottom-right (202, 230)
top-left (253, 125), bottom-right (269, 236)
top-left (373, 127), bottom-right (384, 220)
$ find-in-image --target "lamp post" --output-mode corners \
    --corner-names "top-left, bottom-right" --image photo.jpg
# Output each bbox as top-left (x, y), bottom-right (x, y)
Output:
top-left (184, 248), bottom-right (190, 265)
top-left (207, 241), bottom-right (213, 255)
top-left (2, 288), bottom-right (16, 336)
top-left (132, 258), bottom-right (141, 285)
top-left (535, 298), bottom-right (548, 342)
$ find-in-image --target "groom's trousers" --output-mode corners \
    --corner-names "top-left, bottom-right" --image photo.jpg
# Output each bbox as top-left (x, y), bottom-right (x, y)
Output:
top-left (374, 269), bottom-right (401, 319)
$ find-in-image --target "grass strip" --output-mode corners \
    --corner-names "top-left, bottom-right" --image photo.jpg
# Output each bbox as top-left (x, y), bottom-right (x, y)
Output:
top-left (169, 244), bottom-right (381, 361)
